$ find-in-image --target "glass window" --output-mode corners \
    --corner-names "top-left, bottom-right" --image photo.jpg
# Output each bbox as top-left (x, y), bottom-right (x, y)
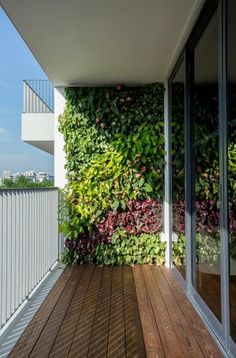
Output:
top-left (228, 0), bottom-right (236, 342)
top-left (171, 60), bottom-right (186, 277)
top-left (193, 10), bottom-right (221, 321)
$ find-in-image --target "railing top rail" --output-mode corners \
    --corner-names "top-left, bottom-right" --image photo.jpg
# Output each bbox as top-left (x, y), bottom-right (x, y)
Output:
top-left (23, 79), bottom-right (52, 82)
top-left (0, 187), bottom-right (58, 193)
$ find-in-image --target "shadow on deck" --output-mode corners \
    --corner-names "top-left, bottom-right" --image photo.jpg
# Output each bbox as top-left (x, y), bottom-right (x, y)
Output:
top-left (9, 265), bottom-right (222, 357)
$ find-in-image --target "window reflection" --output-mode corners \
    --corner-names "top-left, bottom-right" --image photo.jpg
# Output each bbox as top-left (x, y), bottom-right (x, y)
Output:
top-left (171, 61), bottom-right (186, 277)
top-left (228, 0), bottom-right (236, 343)
top-left (193, 11), bottom-right (221, 322)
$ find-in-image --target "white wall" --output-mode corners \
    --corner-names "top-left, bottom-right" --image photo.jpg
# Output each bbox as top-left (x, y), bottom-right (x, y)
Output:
top-left (22, 113), bottom-right (54, 140)
top-left (54, 87), bottom-right (67, 188)
top-left (22, 113), bottom-right (54, 154)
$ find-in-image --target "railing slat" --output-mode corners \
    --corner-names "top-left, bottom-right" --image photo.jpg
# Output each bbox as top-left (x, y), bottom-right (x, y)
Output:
top-left (0, 189), bottom-right (59, 330)
top-left (23, 80), bottom-right (54, 113)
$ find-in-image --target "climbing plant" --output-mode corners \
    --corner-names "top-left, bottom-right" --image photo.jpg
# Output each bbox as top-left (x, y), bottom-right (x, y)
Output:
top-left (59, 84), bottom-right (167, 265)
top-left (59, 83), bottom-right (236, 266)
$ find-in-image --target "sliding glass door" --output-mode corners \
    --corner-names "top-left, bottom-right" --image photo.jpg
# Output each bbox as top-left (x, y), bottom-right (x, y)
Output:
top-left (192, 8), bottom-right (221, 322)
top-left (169, 0), bottom-right (236, 355)
top-left (170, 60), bottom-right (186, 278)
top-left (228, 0), bottom-right (236, 344)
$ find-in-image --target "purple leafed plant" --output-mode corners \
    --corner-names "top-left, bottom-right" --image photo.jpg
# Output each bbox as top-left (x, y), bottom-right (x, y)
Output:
top-left (97, 199), bottom-right (163, 237)
top-left (173, 199), bottom-right (236, 239)
top-left (64, 230), bottom-right (109, 257)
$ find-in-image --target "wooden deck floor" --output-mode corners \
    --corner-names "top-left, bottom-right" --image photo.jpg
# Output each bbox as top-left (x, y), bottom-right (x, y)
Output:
top-left (9, 265), bottom-right (222, 358)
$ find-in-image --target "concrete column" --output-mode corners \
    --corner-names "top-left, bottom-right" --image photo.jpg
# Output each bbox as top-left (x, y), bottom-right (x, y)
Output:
top-left (54, 87), bottom-right (67, 188)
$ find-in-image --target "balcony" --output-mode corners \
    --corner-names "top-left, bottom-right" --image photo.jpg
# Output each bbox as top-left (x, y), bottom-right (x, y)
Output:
top-left (21, 80), bottom-right (54, 155)
top-left (0, 190), bottom-right (222, 357)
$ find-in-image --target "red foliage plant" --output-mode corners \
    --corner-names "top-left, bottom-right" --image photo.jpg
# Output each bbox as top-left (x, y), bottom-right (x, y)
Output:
top-left (64, 230), bottom-right (108, 257)
top-left (97, 199), bottom-right (163, 237)
top-left (173, 199), bottom-right (236, 239)
top-left (64, 199), bottom-right (163, 258)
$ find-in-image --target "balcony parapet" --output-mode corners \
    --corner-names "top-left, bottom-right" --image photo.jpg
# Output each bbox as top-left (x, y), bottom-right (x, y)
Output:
top-left (23, 80), bottom-right (54, 113)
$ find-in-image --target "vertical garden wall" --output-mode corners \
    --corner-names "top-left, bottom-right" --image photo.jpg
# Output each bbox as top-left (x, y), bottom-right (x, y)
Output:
top-left (59, 84), bottom-right (174, 265)
top-left (58, 83), bottom-right (236, 267)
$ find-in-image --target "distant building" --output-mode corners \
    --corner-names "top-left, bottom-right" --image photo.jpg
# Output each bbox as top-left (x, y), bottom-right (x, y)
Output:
top-left (24, 171), bottom-right (36, 182)
top-left (12, 172), bottom-right (21, 182)
top-left (3, 171), bottom-right (11, 180)
top-left (37, 172), bottom-right (48, 182)
top-left (1, 170), bottom-right (51, 184)
top-left (48, 175), bottom-right (54, 183)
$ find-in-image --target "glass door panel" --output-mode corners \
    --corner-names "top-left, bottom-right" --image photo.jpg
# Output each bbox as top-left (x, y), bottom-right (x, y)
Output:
top-left (228, 0), bottom-right (236, 342)
top-left (193, 10), bottom-right (221, 322)
top-left (171, 60), bottom-right (186, 277)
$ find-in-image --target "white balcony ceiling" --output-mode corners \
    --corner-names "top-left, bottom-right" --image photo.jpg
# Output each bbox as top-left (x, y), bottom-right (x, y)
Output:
top-left (1, 0), bottom-right (204, 86)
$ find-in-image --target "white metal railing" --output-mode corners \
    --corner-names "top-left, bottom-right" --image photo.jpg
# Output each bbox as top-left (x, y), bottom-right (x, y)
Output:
top-left (0, 188), bottom-right (59, 330)
top-left (23, 80), bottom-right (54, 113)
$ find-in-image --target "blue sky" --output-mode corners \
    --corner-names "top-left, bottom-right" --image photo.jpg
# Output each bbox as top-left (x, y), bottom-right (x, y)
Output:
top-left (0, 9), bottom-right (53, 175)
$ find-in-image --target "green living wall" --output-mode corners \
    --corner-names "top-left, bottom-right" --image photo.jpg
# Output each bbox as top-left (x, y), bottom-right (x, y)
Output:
top-left (59, 84), bottom-right (181, 265)
top-left (59, 83), bottom-right (236, 267)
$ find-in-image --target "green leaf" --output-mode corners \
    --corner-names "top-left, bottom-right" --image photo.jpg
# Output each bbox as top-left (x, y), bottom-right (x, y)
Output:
top-left (112, 200), bottom-right (119, 210)
top-left (144, 183), bottom-right (153, 192)
top-left (121, 200), bottom-right (126, 210)
top-left (139, 177), bottom-right (145, 187)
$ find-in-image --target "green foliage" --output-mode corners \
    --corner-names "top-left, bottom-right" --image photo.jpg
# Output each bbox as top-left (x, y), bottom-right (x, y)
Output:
top-left (60, 247), bottom-right (76, 265)
top-left (195, 166), bottom-right (219, 202)
top-left (61, 150), bottom-right (156, 236)
top-left (228, 142), bottom-right (236, 212)
top-left (173, 233), bottom-right (221, 266)
top-left (61, 231), bottom-right (166, 266)
top-left (113, 123), bottom-right (164, 198)
top-left (173, 234), bottom-right (185, 265)
top-left (59, 109), bottom-right (113, 179)
top-left (59, 84), bottom-right (167, 265)
top-left (196, 233), bottom-right (220, 265)
top-left (171, 83), bottom-right (185, 200)
top-left (95, 232), bottom-right (166, 265)
top-left (59, 84), bottom-right (164, 180)
top-left (59, 83), bottom-right (236, 267)
top-left (1, 175), bottom-right (53, 189)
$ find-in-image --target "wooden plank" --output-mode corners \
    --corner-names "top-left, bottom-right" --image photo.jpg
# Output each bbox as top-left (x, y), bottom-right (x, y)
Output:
top-left (9, 264), bottom-right (223, 358)
top-left (49, 264), bottom-right (94, 357)
top-left (123, 266), bottom-right (146, 358)
top-left (68, 265), bottom-right (103, 358)
top-left (9, 266), bottom-right (75, 358)
top-left (87, 266), bottom-right (113, 358)
top-left (152, 265), bottom-right (204, 358)
top-left (107, 266), bottom-right (126, 358)
top-left (29, 265), bottom-right (84, 357)
top-left (161, 266), bottom-right (223, 358)
top-left (133, 265), bottom-right (165, 358)
top-left (141, 265), bottom-right (184, 357)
